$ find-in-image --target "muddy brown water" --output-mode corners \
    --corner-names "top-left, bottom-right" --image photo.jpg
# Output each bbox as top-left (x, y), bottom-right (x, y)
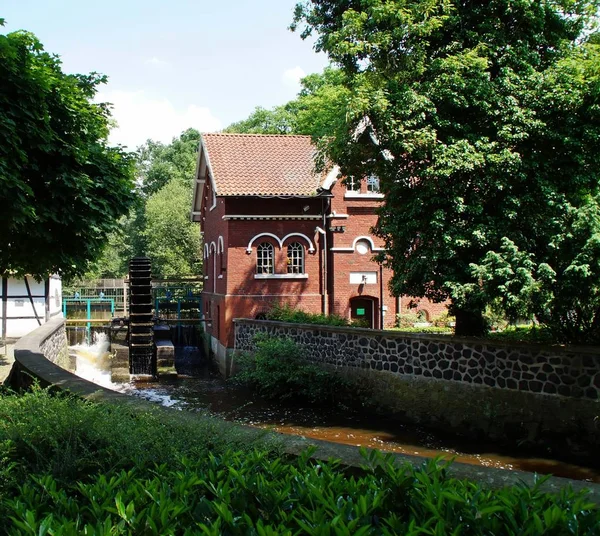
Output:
top-left (124, 363), bottom-right (600, 484)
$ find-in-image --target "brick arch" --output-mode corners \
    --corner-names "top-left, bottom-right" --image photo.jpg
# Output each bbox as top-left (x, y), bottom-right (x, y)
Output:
top-left (246, 232), bottom-right (315, 254)
top-left (281, 233), bottom-right (315, 253)
top-left (352, 236), bottom-right (384, 252)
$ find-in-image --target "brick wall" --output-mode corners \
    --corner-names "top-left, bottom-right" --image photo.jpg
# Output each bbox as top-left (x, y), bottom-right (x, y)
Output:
top-left (200, 174), bottom-right (448, 348)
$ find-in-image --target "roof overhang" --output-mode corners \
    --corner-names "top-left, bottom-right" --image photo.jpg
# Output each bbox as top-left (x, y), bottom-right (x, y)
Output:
top-left (190, 135), bottom-right (219, 223)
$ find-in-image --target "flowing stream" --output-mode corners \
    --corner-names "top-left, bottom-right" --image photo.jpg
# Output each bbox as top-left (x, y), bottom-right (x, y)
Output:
top-left (68, 341), bottom-right (600, 484)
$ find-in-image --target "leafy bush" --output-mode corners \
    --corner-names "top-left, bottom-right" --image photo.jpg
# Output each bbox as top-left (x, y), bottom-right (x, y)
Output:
top-left (396, 311), bottom-right (421, 327)
top-left (233, 336), bottom-right (352, 405)
top-left (2, 448), bottom-right (599, 535)
top-left (1, 388), bottom-right (599, 535)
top-left (266, 303), bottom-right (352, 326)
top-left (390, 326), bottom-right (452, 335)
top-left (432, 312), bottom-right (455, 328)
top-left (487, 325), bottom-right (556, 345)
top-left (0, 387), bottom-right (262, 486)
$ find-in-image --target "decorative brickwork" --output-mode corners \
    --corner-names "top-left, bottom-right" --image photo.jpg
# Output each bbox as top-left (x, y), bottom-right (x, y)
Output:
top-left (234, 320), bottom-right (600, 400)
top-left (194, 134), bottom-right (448, 351)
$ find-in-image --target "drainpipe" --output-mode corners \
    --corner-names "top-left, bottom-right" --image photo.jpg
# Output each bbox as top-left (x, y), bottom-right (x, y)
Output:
top-left (315, 226), bottom-right (328, 315)
top-left (379, 263), bottom-right (384, 329)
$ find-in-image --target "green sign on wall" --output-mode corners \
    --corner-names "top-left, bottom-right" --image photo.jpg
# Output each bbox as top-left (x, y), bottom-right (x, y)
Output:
top-left (356, 308), bottom-right (365, 315)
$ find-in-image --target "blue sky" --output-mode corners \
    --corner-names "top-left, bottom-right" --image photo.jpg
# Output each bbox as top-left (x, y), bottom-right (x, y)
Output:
top-left (3, 1), bottom-right (329, 149)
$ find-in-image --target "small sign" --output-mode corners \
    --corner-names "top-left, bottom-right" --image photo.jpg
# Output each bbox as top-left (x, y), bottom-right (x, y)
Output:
top-left (356, 308), bottom-right (365, 315)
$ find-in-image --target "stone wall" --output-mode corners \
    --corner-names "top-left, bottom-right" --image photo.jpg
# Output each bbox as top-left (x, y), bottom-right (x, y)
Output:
top-left (39, 321), bottom-right (69, 368)
top-left (233, 319), bottom-right (600, 461)
top-left (234, 320), bottom-right (600, 400)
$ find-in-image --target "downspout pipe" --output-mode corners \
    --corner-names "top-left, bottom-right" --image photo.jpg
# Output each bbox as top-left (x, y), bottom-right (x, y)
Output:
top-left (315, 226), bottom-right (328, 315)
top-left (379, 264), bottom-right (384, 329)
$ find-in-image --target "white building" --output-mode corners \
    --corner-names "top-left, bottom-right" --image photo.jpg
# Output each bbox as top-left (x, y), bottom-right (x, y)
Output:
top-left (0, 275), bottom-right (63, 338)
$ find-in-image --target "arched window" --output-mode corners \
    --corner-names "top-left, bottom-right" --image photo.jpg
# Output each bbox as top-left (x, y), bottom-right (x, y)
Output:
top-left (287, 242), bottom-right (304, 274)
top-left (256, 242), bottom-right (274, 274)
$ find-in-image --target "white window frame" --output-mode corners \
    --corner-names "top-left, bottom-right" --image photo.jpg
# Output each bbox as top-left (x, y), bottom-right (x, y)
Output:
top-left (367, 174), bottom-right (380, 193)
top-left (286, 242), bottom-right (304, 274)
top-left (256, 242), bottom-right (274, 274)
top-left (345, 176), bottom-right (361, 192)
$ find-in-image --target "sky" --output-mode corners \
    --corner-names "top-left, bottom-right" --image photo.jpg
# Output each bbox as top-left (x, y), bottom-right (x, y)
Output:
top-left (3, 0), bottom-right (329, 149)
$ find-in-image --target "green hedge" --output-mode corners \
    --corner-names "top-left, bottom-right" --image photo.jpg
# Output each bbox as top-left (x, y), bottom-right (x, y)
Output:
top-left (1, 389), bottom-right (599, 535)
top-left (266, 304), bottom-right (358, 326)
top-left (4, 447), bottom-right (599, 535)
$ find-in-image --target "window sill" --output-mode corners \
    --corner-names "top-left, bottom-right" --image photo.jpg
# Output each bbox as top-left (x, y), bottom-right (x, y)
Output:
top-left (254, 274), bottom-right (309, 280)
top-left (344, 192), bottom-right (384, 199)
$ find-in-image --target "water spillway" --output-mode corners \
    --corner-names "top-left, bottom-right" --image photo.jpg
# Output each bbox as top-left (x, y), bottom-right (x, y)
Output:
top-left (128, 257), bottom-right (155, 377)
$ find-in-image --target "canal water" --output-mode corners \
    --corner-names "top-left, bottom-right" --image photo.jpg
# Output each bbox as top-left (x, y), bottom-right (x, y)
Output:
top-left (68, 338), bottom-right (600, 484)
top-left (126, 365), bottom-right (600, 483)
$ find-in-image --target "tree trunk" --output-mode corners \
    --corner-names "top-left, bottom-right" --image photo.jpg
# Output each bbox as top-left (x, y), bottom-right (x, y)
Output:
top-left (453, 308), bottom-right (487, 337)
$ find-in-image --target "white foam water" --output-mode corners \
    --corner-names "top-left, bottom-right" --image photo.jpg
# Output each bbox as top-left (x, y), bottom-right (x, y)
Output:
top-left (69, 334), bottom-right (182, 408)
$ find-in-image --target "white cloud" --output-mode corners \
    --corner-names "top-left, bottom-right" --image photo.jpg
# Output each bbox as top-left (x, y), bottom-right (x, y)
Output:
top-left (282, 66), bottom-right (306, 88)
top-left (96, 90), bottom-right (223, 149)
top-left (145, 57), bottom-right (168, 67)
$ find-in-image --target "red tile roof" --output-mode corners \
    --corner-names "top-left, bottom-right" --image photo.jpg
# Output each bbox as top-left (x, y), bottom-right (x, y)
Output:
top-left (202, 133), bottom-right (324, 196)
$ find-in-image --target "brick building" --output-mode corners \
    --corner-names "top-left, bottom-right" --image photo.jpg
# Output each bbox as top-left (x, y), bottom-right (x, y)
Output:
top-left (191, 133), bottom-right (445, 362)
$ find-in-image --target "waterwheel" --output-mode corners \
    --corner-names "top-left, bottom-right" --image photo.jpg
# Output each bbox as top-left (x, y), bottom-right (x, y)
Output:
top-left (128, 257), bottom-right (156, 376)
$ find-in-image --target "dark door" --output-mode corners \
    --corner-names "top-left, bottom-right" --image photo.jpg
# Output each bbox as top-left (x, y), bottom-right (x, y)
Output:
top-left (350, 298), bottom-right (374, 328)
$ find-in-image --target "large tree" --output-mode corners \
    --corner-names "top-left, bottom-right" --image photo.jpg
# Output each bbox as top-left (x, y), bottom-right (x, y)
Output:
top-left (83, 129), bottom-right (203, 279)
top-left (136, 128), bottom-right (201, 197)
top-left (143, 180), bottom-right (202, 278)
top-left (0, 24), bottom-right (136, 279)
top-left (293, 1), bottom-right (600, 341)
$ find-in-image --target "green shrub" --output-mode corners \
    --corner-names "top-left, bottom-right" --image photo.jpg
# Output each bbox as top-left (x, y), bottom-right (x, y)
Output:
top-left (233, 335), bottom-right (352, 405)
top-left (432, 311), bottom-right (455, 328)
top-left (396, 311), bottom-right (421, 327)
top-left (0, 386), bottom-right (265, 486)
top-left (487, 325), bottom-right (556, 345)
top-left (2, 448), bottom-right (598, 535)
top-left (266, 303), bottom-right (352, 326)
top-left (390, 326), bottom-right (452, 335)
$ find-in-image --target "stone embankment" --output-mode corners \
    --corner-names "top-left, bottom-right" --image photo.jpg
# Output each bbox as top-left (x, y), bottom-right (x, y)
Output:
top-left (234, 319), bottom-right (600, 460)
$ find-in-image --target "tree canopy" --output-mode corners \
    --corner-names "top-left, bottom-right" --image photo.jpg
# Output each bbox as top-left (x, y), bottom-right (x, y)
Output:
top-left (0, 24), bottom-right (136, 279)
top-left (293, 0), bottom-right (600, 341)
top-left (224, 67), bottom-right (349, 139)
top-left (83, 128), bottom-right (203, 279)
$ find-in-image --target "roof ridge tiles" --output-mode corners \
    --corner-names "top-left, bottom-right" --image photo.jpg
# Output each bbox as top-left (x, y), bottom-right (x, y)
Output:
top-left (202, 132), bottom-right (312, 138)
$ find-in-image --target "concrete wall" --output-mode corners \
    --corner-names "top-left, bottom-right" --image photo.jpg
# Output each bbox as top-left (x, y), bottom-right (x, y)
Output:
top-left (234, 319), bottom-right (600, 459)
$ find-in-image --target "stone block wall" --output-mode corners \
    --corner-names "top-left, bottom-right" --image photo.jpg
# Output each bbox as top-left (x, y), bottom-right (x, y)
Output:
top-left (234, 319), bottom-right (600, 460)
top-left (39, 321), bottom-right (69, 369)
top-left (234, 320), bottom-right (600, 400)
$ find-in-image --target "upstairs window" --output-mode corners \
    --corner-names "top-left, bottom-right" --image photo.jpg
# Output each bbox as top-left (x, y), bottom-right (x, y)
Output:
top-left (367, 174), bottom-right (380, 193)
top-left (256, 242), bottom-right (274, 274)
top-left (345, 177), bottom-right (360, 192)
top-left (287, 242), bottom-right (304, 274)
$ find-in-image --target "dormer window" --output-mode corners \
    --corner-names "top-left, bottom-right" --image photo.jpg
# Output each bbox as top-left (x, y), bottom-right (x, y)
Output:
top-left (367, 175), bottom-right (380, 193)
